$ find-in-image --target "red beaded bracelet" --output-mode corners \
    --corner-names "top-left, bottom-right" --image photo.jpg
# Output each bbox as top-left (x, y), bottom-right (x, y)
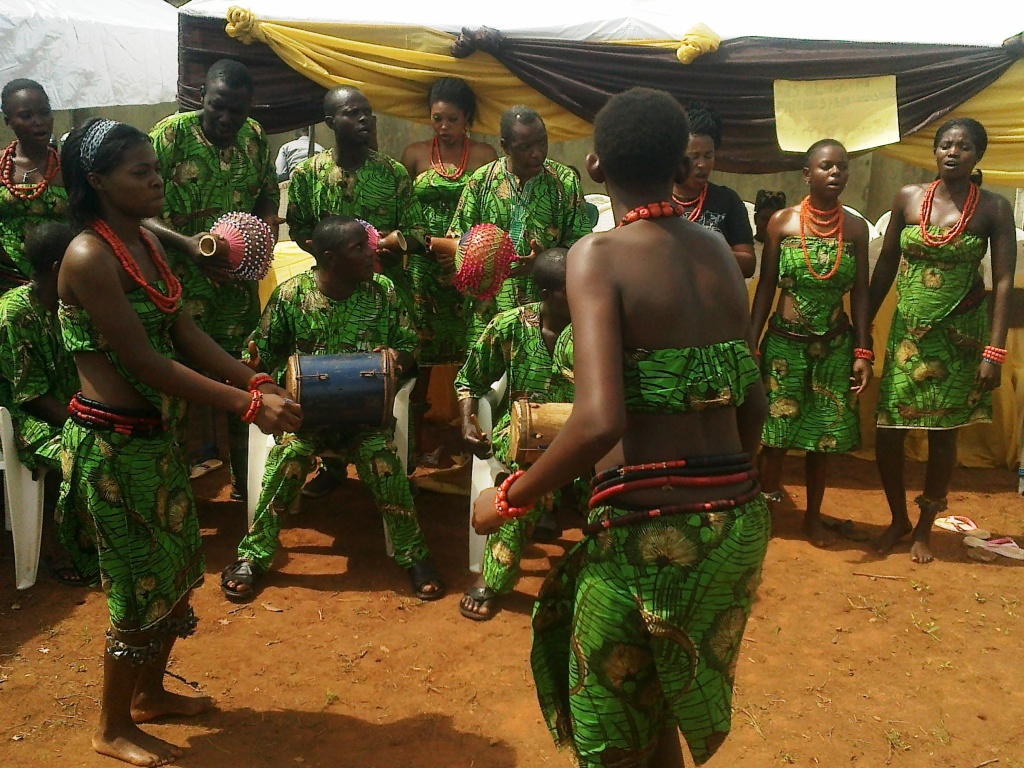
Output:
top-left (494, 470), bottom-right (528, 520)
top-left (241, 390), bottom-right (263, 424)
top-left (853, 348), bottom-right (875, 362)
top-left (982, 345), bottom-right (1007, 365)
top-left (248, 372), bottom-right (274, 391)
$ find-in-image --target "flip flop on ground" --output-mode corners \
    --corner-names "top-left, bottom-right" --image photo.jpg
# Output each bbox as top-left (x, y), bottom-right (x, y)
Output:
top-left (404, 559), bottom-right (445, 601)
top-left (221, 559), bottom-right (261, 602)
top-left (459, 586), bottom-right (498, 621)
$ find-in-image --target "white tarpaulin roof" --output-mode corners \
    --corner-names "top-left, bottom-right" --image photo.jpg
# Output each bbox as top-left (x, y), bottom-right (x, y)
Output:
top-left (0, 0), bottom-right (178, 110)
top-left (181, 0), bottom-right (1019, 47)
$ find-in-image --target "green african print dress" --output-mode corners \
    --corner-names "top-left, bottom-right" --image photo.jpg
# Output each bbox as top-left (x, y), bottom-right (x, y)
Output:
top-left (0, 183), bottom-right (67, 292)
top-left (532, 338), bottom-right (771, 767)
top-left (0, 285), bottom-right (78, 471)
top-left (287, 149), bottom-right (427, 319)
top-left (149, 111), bottom-right (278, 351)
top-left (760, 236), bottom-right (860, 453)
top-left (409, 167), bottom-right (470, 365)
top-left (236, 270), bottom-right (431, 572)
top-left (56, 284), bottom-right (202, 633)
top-left (876, 226), bottom-right (990, 429)
top-left (448, 157), bottom-right (592, 345)
top-left (455, 303), bottom-right (577, 594)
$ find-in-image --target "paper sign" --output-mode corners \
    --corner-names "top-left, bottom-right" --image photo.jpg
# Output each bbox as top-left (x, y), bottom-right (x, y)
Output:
top-left (774, 75), bottom-right (900, 153)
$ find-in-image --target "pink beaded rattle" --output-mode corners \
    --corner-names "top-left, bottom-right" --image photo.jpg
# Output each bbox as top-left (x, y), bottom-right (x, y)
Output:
top-left (452, 224), bottom-right (516, 300)
top-left (198, 212), bottom-right (276, 281)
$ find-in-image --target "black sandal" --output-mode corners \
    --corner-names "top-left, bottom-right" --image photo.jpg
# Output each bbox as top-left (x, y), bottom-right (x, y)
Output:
top-left (220, 559), bottom-right (260, 603)
top-left (43, 556), bottom-right (86, 587)
top-left (404, 559), bottom-right (446, 601)
top-left (459, 586), bottom-right (497, 621)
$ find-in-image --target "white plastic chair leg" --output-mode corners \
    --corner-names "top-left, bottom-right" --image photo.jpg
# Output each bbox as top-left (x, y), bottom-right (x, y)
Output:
top-left (247, 424), bottom-right (275, 528)
top-left (382, 376), bottom-right (416, 559)
top-left (1, 407), bottom-right (47, 590)
top-left (468, 377), bottom-right (507, 573)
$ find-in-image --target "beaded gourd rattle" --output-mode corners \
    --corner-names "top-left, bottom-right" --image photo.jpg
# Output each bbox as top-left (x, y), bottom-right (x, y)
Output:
top-left (198, 212), bottom-right (276, 280)
top-left (451, 223), bottom-right (516, 300)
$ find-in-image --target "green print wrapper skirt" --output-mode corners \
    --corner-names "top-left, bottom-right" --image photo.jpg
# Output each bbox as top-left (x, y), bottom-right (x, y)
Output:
top-left (530, 498), bottom-right (770, 766)
top-left (57, 421), bottom-right (205, 632)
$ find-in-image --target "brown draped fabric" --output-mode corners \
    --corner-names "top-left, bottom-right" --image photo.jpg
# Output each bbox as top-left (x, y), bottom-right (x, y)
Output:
top-left (178, 15), bottom-right (1018, 172)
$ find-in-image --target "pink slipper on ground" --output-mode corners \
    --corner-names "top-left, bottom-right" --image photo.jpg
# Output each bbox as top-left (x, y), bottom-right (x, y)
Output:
top-left (934, 515), bottom-right (990, 539)
top-left (964, 536), bottom-right (1024, 560)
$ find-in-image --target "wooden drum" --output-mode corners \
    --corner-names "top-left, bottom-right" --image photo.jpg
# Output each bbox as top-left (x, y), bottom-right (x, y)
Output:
top-left (508, 400), bottom-right (573, 465)
top-left (284, 352), bottom-right (396, 433)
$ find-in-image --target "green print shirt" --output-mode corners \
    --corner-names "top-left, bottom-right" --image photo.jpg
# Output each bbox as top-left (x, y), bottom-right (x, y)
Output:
top-left (248, 270), bottom-right (417, 380)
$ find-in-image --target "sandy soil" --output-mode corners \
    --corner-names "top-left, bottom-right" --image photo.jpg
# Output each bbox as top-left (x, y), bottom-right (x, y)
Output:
top-left (2, 429), bottom-right (1024, 768)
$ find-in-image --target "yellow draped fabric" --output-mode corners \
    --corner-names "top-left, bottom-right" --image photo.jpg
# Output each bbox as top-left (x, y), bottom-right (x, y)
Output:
top-left (223, 7), bottom-right (592, 142)
top-left (879, 60), bottom-right (1024, 187)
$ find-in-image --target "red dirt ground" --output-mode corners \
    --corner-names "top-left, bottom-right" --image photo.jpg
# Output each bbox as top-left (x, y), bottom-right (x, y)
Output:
top-left (2, 427), bottom-right (1024, 767)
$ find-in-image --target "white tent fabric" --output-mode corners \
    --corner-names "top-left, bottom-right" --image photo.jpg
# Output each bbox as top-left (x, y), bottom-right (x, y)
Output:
top-left (182, 0), bottom-right (1016, 47)
top-left (0, 0), bottom-right (178, 110)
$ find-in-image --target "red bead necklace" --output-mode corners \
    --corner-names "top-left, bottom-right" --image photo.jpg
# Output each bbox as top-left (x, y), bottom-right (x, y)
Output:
top-left (799, 196), bottom-right (845, 281)
top-left (617, 200), bottom-right (687, 227)
top-left (672, 184), bottom-right (708, 222)
top-left (0, 141), bottom-right (60, 202)
top-left (90, 219), bottom-right (182, 314)
top-left (919, 179), bottom-right (979, 247)
top-left (430, 135), bottom-right (470, 181)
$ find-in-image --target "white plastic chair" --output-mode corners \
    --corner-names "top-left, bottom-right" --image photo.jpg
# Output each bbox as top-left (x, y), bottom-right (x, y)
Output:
top-left (585, 193), bottom-right (614, 233)
top-left (247, 377), bottom-right (417, 559)
top-left (874, 210), bottom-right (892, 238)
top-left (1, 407), bottom-right (47, 590)
top-left (468, 375), bottom-right (507, 573)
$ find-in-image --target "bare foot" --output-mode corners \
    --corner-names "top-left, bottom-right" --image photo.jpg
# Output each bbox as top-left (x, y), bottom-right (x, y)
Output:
top-left (132, 689), bottom-right (216, 723)
top-left (874, 521), bottom-right (913, 555)
top-left (910, 537), bottom-right (934, 564)
top-left (803, 516), bottom-right (836, 548)
top-left (93, 724), bottom-right (183, 766)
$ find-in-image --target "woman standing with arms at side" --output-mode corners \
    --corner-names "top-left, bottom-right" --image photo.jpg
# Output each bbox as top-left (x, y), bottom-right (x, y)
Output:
top-left (750, 140), bottom-right (872, 547)
top-left (0, 79), bottom-right (66, 292)
top-left (401, 78), bottom-right (497, 453)
top-left (870, 118), bottom-right (1015, 564)
top-left (672, 101), bottom-right (756, 277)
top-left (473, 88), bottom-right (770, 767)
top-left (57, 119), bottom-right (300, 766)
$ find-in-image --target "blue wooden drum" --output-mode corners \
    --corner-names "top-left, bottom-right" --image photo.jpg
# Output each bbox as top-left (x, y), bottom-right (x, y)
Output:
top-left (284, 352), bottom-right (396, 433)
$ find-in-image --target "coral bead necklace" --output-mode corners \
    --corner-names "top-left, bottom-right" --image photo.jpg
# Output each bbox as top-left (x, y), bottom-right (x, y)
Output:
top-left (799, 196), bottom-right (845, 281)
top-left (672, 184), bottom-right (708, 222)
top-left (919, 179), bottom-right (979, 247)
top-left (617, 201), bottom-right (687, 227)
top-left (430, 135), bottom-right (470, 180)
top-left (0, 141), bottom-right (60, 202)
top-left (90, 219), bottom-right (182, 314)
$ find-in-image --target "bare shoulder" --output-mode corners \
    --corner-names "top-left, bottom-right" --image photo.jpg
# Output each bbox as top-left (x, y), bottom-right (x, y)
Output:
top-left (469, 140), bottom-right (498, 165)
top-left (400, 141), bottom-right (430, 175)
top-left (769, 206), bottom-right (801, 238)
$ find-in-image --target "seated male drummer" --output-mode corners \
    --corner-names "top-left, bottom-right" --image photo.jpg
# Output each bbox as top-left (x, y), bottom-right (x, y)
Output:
top-left (221, 216), bottom-right (445, 603)
top-left (456, 248), bottom-right (583, 621)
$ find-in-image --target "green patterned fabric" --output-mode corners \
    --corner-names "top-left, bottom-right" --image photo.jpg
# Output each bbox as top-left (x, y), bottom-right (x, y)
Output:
top-left (0, 285), bottom-right (78, 470)
top-left (149, 111), bottom-right (278, 350)
top-left (448, 158), bottom-right (592, 344)
top-left (0, 183), bottom-right (67, 292)
top-left (410, 167), bottom-right (470, 365)
top-left (760, 237), bottom-right (860, 452)
top-left (55, 285), bottom-right (202, 632)
top-left (876, 226), bottom-right (990, 429)
top-left (286, 149), bottom-right (427, 317)
top-left (455, 303), bottom-right (576, 593)
top-left (238, 269), bottom-right (429, 570)
top-left (530, 497), bottom-right (771, 766)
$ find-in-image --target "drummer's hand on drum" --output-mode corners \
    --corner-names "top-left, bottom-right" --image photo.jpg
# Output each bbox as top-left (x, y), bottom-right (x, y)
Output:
top-left (374, 347), bottom-right (411, 379)
top-left (472, 487), bottom-right (505, 535)
top-left (462, 416), bottom-right (492, 459)
top-left (254, 393), bottom-right (303, 435)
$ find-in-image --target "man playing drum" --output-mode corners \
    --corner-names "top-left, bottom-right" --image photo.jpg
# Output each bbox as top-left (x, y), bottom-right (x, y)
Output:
top-left (455, 248), bottom-right (582, 620)
top-left (220, 216), bottom-right (445, 603)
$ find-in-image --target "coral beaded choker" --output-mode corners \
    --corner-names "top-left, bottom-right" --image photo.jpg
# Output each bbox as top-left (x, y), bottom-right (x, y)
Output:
top-left (919, 180), bottom-right (979, 247)
top-left (0, 141), bottom-right (60, 202)
top-left (672, 184), bottom-right (708, 222)
top-left (430, 135), bottom-right (470, 181)
top-left (799, 196), bottom-right (845, 281)
top-left (90, 220), bottom-right (182, 314)
top-left (618, 201), bottom-right (687, 227)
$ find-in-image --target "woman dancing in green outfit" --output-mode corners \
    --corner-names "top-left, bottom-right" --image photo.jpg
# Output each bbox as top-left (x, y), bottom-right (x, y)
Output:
top-left (870, 118), bottom-right (1015, 564)
top-left (474, 89), bottom-right (770, 767)
top-left (0, 79), bottom-right (67, 292)
top-left (401, 78), bottom-right (497, 453)
top-left (750, 140), bottom-right (872, 547)
top-left (57, 119), bottom-right (300, 766)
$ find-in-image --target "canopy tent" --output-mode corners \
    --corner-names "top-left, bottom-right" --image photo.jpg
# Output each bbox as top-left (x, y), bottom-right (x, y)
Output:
top-left (0, 0), bottom-right (178, 110)
top-left (179, 1), bottom-right (1023, 182)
